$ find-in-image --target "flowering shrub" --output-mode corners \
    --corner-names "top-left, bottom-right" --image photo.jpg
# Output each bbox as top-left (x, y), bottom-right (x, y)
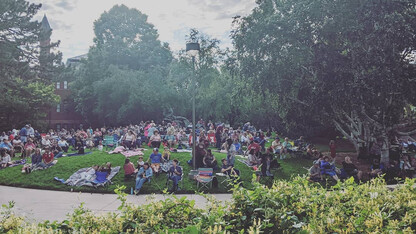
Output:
top-left (1, 178), bottom-right (415, 233)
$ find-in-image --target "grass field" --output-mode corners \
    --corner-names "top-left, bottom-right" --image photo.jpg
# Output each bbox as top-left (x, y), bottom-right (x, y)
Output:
top-left (0, 142), bottom-right (316, 194)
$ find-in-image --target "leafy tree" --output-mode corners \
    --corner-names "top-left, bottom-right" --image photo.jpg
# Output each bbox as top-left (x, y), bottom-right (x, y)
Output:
top-left (232, 0), bottom-right (416, 162)
top-left (0, 0), bottom-right (60, 131)
top-left (73, 5), bottom-right (173, 126)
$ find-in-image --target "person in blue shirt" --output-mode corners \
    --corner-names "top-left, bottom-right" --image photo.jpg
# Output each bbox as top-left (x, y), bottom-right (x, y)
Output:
top-left (19, 125), bottom-right (28, 144)
top-left (168, 159), bottom-right (182, 193)
top-left (148, 148), bottom-right (162, 174)
top-left (135, 162), bottom-right (153, 194)
top-left (0, 139), bottom-right (14, 157)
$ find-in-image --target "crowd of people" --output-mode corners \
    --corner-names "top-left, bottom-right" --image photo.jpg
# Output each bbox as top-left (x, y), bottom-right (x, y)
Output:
top-left (2, 120), bottom-right (415, 192)
top-left (307, 139), bottom-right (416, 184)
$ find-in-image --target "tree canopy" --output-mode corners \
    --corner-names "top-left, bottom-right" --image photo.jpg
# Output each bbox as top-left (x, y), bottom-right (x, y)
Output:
top-left (232, 0), bottom-right (416, 162)
top-left (0, 0), bottom-right (60, 130)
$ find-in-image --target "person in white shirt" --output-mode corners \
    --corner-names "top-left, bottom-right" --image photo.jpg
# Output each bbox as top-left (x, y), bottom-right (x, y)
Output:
top-left (58, 138), bottom-right (69, 152)
top-left (42, 135), bottom-right (52, 148)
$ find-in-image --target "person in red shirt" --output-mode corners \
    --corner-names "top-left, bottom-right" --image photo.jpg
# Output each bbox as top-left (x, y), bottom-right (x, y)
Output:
top-left (41, 147), bottom-right (54, 168)
top-left (123, 158), bottom-right (136, 179)
top-left (247, 139), bottom-right (261, 155)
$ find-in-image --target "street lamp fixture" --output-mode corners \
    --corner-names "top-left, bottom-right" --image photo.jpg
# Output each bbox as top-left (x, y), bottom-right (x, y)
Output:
top-left (186, 41), bottom-right (200, 169)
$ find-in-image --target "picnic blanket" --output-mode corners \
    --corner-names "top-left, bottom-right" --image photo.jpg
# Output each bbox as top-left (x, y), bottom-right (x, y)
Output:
top-left (121, 149), bottom-right (144, 157)
top-left (0, 159), bottom-right (26, 169)
top-left (175, 149), bottom-right (192, 153)
top-left (54, 166), bottom-right (120, 187)
top-left (108, 146), bottom-right (126, 154)
top-left (238, 158), bottom-right (253, 167)
top-left (31, 160), bottom-right (58, 172)
top-left (65, 151), bottom-right (93, 157)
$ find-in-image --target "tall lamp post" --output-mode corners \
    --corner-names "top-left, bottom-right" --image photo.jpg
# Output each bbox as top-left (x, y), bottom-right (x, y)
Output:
top-left (186, 42), bottom-right (200, 169)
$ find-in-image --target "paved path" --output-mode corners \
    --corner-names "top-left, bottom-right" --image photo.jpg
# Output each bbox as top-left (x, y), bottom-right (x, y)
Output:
top-left (0, 186), bottom-right (232, 222)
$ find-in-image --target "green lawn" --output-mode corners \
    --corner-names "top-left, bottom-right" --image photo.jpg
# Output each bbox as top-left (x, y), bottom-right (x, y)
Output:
top-left (0, 144), bottom-right (314, 194)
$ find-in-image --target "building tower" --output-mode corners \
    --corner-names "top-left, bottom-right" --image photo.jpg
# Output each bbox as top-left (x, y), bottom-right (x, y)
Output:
top-left (39, 14), bottom-right (52, 67)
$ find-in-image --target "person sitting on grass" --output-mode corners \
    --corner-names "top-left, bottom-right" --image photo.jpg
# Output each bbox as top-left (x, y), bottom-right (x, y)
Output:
top-left (308, 160), bottom-right (321, 182)
top-left (148, 148), bottom-right (162, 175)
top-left (247, 149), bottom-right (261, 166)
top-left (369, 159), bottom-right (385, 178)
top-left (0, 139), bottom-right (14, 158)
top-left (39, 146), bottom-right (54, 169)
top-left (270, 137), bottom-right (281, 155)
top-left (135, 162), bottom-right (153, 194)
top-left (306, 145), bottom-right (321, 160)
top-left (21, 148), bottom-right (42, 173)
top-left (24, 139), bottom-right (36, 158)
top-left (168, 159), bottom-right (182, 193)
top-left (246, 139), bottom-right (261, 156)
top-left (12, 136), bottom-right (24, 154)
top-left (161, 147), bottom-right (172, 172)
top-left (123, 130), bottom-right (136, 149)
top-left (149, 130), bottom-right (162, 149)
top-left (320, 156), bottom-right (339, 181)
top-left (101, 162), bottom-right (112, 176)
top-left (124, 158), bottom-right (136, 179)
top-left (342, 156), bottom-right (362, 182)
top-left (137, 156), bottom-right (145, 169)
top-left (0, 148), bottom-right (12, 169)
top-left (51, 142), bottom-right (64, 158)
top-left (203, 149), bottom-right (218, 169)
top-left (221, 158), bottom-right (240, 177)
top-left (280, 137), bottom-right (293, 159)
top-left (58, 138), bottom-right (69, 153)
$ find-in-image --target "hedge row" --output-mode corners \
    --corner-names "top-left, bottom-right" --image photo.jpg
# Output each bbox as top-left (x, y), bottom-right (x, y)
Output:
top-left (1, 177), bottom-right (415, 233)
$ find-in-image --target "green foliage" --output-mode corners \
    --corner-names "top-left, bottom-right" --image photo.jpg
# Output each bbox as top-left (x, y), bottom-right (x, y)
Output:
top-left (232, 0), bottom-right (416, 139)
top-left (72, 4), bottom-right (173, 126)
top-left (0, 0), bottom-right (62, 132)
top-left (2, 177), bottom-right (415, 233)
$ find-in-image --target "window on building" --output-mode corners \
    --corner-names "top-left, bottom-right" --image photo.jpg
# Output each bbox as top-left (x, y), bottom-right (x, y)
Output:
top-left (56, 82), bottom-right (60, 89)
top-left (64, 81), bottom-right (68, 89)
top-left (62, 100), bottom-right (69, 113)
top-left (57, 104), bottom-right (61, 113)
top-left (56, 124), bottom-right (61, 131)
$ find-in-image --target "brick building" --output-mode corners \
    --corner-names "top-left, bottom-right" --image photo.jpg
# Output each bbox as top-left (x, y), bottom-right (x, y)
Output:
top-left (41, 15), bottom-right (84, 130)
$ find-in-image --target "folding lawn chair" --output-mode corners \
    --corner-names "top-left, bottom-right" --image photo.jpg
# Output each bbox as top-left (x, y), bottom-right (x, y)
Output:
top-left (103, 135), bottom-right (116, 150)
top-left (196, 168), bottom-right (214, 191)
top-left (166, 171), bottom-right (184, 191)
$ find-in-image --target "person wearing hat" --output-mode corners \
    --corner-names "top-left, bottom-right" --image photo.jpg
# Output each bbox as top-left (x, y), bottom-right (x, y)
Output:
top-left (308, 160), bottom-right (321, 182)
top-left (148, 148), bottom-right (162, 174)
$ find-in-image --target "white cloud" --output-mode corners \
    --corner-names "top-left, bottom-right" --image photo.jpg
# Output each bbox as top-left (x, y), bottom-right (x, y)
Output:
top-left (29, 0), bottom-right (257, 61)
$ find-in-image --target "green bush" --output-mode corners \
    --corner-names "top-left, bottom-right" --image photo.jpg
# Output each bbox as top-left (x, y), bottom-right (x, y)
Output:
top-left (1, 178), bottom-right (415, 233)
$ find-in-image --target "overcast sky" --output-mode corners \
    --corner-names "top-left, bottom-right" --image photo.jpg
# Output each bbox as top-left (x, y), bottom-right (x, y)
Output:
top-left (29, 0), bottom-right (257, 62)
